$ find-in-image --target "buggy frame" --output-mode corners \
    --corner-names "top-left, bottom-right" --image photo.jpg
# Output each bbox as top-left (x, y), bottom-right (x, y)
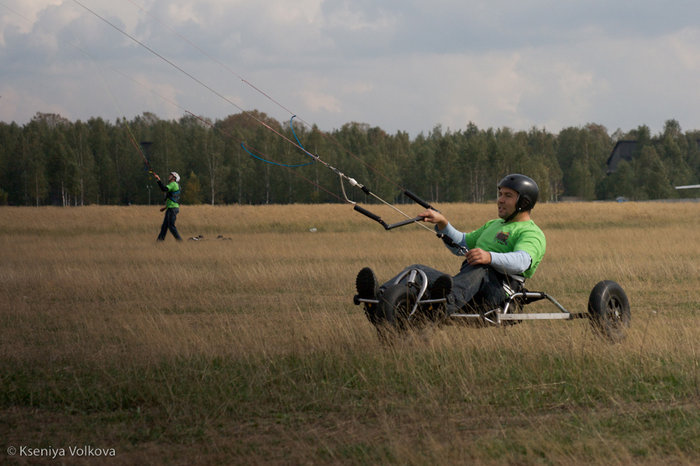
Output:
top-left (354, 267), bottom-right (631, 342)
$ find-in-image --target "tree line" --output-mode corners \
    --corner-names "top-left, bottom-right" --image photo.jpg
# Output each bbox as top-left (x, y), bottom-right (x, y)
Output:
top-left (1, 112), bottom-right (699, 206)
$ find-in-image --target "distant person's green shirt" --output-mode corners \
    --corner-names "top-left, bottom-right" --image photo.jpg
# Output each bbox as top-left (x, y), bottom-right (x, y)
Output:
top-left (464, 219), bottom-right (546, 278)
top-left (164, 181), bottom-right (180, 209)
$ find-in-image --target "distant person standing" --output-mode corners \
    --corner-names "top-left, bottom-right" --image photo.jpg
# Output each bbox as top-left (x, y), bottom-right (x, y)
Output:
top-left (154, 171), bottom-right (182, 241)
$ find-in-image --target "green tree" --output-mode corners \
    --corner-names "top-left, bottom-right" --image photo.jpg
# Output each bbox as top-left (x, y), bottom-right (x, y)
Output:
top-left (598, 159), bottom-right (634, 200)
top-left (68, 121), bottom-right (98, 205)
top-left (460, 122), bottom-right (490, 202)
top-left (183, 170), bottom-right (203, 204)
top-left (405, 132), bottom-right (437, 202)
top-left (7, 109), bottom-right (700, 206)
top-left (87, 117), bottom-right (118, 204)
top-left (23, 115), bottom-right (55, 205)
top-left (659, 119), bottom-right (691, 189)
top-left (636, 146), bottom-right (673, 199)
top-left (0, 122), bottom-right (23, 204)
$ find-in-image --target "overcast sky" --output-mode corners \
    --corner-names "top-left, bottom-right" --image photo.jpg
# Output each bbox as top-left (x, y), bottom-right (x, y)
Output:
top-left (2, 0), bottom-right (700, 138)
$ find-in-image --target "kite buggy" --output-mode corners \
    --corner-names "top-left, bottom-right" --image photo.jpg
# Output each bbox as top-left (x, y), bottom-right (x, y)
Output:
top-left (352, 179), bottom-right (631, 343)
top-left (355, 270), bottom-right (631, 343)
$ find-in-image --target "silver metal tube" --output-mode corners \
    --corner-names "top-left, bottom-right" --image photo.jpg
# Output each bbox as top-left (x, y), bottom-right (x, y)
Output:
top-left (499, 313), bottom-right (573, 321)
top-left (391, 268), bottom-right (430, 318)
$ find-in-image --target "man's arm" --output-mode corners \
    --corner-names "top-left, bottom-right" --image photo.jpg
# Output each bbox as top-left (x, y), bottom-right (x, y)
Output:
top-left (489, 250), bottom-right (532, 275)
top-left (421, 209), bottom-right (471, 256)
top-left (436, 222), bottom-right (468, 256)
top-left (153, 173), bottom-right (168, 192)
top-left (156, 180), bottom-right (168, 192)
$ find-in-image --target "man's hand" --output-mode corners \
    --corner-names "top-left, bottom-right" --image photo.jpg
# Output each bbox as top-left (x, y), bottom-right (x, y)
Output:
top-left (465, 248), bottom-right (491, 265)
top-left (418, 209), bottom-right (448, 230)
top-left (154, 173), bottom-right (161, 182)
top-left (160, 207), bottom-right (166, 212)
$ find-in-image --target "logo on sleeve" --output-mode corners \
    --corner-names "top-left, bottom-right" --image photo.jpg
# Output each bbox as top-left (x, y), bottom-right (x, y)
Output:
top-left (495, 231), bottom-right (510, 245)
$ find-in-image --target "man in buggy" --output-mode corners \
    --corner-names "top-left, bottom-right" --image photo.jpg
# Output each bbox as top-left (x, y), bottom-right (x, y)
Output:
top-left (355, 174), bottom-right (546, 321)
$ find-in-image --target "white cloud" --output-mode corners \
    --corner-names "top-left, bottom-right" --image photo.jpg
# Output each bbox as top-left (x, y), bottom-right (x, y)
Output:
top-left (299, 90), bottom-right (341, 114)
top-left (0, 0), bottom-right (62, 32)
top-left (3, 0), bottom-right (700, 137)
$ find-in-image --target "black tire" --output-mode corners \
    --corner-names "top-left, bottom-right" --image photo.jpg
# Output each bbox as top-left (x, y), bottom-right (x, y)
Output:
top-left (378, 284), bottom-right (417, 333)
top-left (588, 280), bottom-right (630, 342)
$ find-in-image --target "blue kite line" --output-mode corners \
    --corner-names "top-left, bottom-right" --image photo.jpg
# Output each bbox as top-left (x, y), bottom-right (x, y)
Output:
top-left (290, 115), bottom-right (319, 162)
top-left (290, 115), bottom-right (306, 151)
top-left (240, 142), bottom-right (315, 168)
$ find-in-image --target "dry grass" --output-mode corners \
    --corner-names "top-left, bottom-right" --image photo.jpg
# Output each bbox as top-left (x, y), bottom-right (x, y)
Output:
top-left (1, 202), bottom-right (699, 464)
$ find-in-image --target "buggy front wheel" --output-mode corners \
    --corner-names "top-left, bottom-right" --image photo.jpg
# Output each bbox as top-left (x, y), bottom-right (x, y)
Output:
top-left (588, 280), bottom-right (630, 342)
top-left (378, 284), bottom-right (418, 333)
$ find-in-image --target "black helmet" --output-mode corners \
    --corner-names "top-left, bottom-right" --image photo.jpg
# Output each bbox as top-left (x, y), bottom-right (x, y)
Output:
top-left (498, 174), bottom-right (539, 212)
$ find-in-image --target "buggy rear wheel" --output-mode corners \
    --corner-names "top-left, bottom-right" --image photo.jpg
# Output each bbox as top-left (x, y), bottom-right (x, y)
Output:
top-left (588, 280), bottom-right (630, 342)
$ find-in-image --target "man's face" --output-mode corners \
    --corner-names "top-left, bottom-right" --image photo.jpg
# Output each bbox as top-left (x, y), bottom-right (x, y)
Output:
top-left (497, 186), bottom-right (519, 220)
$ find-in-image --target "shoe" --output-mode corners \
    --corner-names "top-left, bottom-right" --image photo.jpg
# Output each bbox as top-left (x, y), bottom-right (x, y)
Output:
top-left (355, 267), bottom-right (381, 325)
top-left (431, 274), bottom-right (453, 299)
top-left (355, 267), bottom-right (379, 300)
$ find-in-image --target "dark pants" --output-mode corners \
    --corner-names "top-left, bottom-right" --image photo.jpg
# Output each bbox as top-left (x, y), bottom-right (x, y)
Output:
top-left (158, 208), bottom-right (182, 241)
top-left (382, 260), bottom-right (517, 313)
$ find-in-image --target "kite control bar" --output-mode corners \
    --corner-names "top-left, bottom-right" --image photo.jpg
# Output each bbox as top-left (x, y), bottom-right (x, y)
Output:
top-left (353, 189), bottom-right (467, 254)
top-left (353, 189), bottom-right (438, 230)
top-left (353, 205), bottom-right (423, 230)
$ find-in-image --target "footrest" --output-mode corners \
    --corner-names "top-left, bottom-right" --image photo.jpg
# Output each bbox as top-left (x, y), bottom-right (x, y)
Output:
top-left (499, 313), bottom-right (573, 321)
top-left (353, 295), bottom-right (380, 305)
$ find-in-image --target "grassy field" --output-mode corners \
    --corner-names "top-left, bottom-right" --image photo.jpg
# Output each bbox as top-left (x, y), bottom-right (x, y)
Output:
top-left (1, 202), bottom-right (699, 464)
